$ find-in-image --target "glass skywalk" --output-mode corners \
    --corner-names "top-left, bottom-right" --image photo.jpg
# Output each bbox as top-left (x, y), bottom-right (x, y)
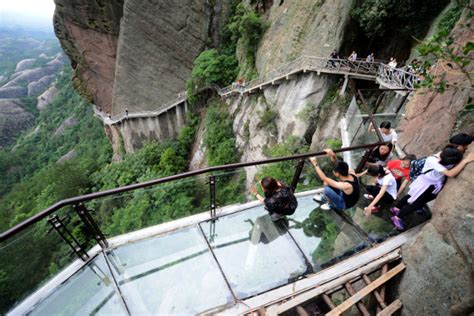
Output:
top-left (11, 193), bottom-right (395, 315)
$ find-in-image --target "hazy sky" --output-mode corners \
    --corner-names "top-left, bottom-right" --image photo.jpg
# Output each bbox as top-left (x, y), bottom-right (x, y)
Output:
top-left (0, 0), bottom-right (56, 30)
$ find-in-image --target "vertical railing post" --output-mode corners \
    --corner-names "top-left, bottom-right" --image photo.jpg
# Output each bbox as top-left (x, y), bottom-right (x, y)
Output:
top-left (48, 214), bottom-right (90, 261)
top-left (355, 146), bottom-right (375, 174)
top-left (290, 159), bottom-right (306, 192)
top-left (74, 203), bottom-right (109, 249)
top-left (395, 91), bottom-right (410, 114)
top-left (208, 175), bottom-right (217, 220)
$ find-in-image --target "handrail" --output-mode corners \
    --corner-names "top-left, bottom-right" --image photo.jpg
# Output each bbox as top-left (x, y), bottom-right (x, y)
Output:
top-left (0, 142), bottom-right (384, 241)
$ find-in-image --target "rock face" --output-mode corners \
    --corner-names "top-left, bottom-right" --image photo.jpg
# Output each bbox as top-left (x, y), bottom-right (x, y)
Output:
top-left (54, 0), bottom-right (229, 116)
top-left (397, 5), bottom-right (474, 155)
top-left (398, 146), bottom-right (474, 315)
top-left (226, 72), bottom-right (342, 185)
top-left (37, 85), bottom-right (58, 111)
top-left (112, 1), bottom-right (228, 114)
top-left (107, 101), bottom-right (188, 156)
top-left (0, 99), bottom-right (35, 147)
top-left (256, 0), bottom-right (353, 74)
top-left (396, 6), bottom-right (474, 315)
top-left (54, 0), bottom-right (124, 113)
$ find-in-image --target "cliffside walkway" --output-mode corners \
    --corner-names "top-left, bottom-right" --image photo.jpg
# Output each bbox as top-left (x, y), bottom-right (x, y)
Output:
top-left (93, 55), bottom-right (418, 126)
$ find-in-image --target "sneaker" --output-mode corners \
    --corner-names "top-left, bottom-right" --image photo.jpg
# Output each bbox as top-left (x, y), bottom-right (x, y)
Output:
top-left (391, 216), bottom-right (405, 230)
top-left (270, 213), bottom-right (284, 222)
top-left (390, 206), bottom-right (400, 216)
top-left (364, 194), bottom-right (374, 200)
top-left (320, 203), bottom-right (332, 211)
top-left (313, 194), bottom-right (327, 203)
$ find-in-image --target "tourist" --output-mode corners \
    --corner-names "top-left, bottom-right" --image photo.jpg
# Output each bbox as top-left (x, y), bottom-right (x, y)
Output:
top-left (363, 165), bottom-right (398, 215)
top-left (390, 148), bottom-right (474, 230)
top-left (369, 121), bottom-right (398, 144)
top-left (448, 133), bottom-right (473, 153)
top-left (366, 143), bottom-right (393, 167)
top-left (327, 50), bottom-right (339, 67)
top-left (388, 57), bottom-right (398, 68)
top-left (250, 176), bottom-right (298, 221)
top-left (348, 51), bottom-right (357, 62)
top-left (387, 155), bottom-right (417, 195)
top-left (366, 53), bottom-right (374, 63)
top-left (309, 154), bottom-right (360, 211)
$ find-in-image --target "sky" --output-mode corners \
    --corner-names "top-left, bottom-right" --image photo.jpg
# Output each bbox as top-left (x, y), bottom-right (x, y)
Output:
top-left (0, 0), bottom-right (56, 31)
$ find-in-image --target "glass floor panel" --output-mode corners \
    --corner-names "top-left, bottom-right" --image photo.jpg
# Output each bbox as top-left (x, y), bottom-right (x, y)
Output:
top-left (286, 196), bottom-right (368, 270)
top-left (200, 206), bottom-right (309, 299)
top-left (106, 226), bottom-right (233, 315)
top-left (29, 253), bottom-right (126, 316)
top-left (346, 205), bottom-right (397, 242)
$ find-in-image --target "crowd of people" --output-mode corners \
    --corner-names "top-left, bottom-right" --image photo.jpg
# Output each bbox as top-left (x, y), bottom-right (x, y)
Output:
top-left (250, 129), bottom-right (473, 232)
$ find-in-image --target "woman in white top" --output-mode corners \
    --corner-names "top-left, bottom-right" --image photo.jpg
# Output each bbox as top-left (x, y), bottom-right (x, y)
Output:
top-left (390, 147), bottom-right (474, 230)
top-left (348, 51), bottom-right (357, 61)
top-left (363, 165), bottom-right (398, 215)
top-left (369, 121), bottom-right (398, 144)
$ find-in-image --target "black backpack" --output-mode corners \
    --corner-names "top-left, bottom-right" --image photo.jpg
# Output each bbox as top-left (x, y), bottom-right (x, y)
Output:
top-left (409, 156), bottom-right (435, 180)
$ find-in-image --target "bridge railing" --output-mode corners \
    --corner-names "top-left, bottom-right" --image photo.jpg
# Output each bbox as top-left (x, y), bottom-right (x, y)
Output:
top-left (220, 56), bottom-right (386, 96)
top-left (377, 64), bottom-right (418, 90)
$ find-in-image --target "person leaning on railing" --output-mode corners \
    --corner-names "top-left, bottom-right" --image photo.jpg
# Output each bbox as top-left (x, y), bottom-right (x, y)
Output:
top-left (309, 149), bottom-right (361, 211)
top-left (389, 147), bottom-right (474, 230)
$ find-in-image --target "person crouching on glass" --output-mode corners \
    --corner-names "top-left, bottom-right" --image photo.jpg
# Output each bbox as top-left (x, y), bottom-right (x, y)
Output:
top-left (250, 176), bottom-right (298, 222)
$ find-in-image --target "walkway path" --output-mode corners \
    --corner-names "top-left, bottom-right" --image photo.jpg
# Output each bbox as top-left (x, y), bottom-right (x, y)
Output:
top-left (94, 56), bottom-right (418, 126)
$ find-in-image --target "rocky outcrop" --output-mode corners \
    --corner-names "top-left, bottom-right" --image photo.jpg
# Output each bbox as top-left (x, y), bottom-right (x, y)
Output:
top-left (0, 99), bottom-right (35, 147)
top-left (3, 65), bottom-right (61, 89)
top-left (0, 86), bottom-right (28, 98)
top-left (57, 149), bottom-right (77, 164)
top-left (54, 117), bottom-right (78, 136)
top-left (256, 0), bottom-right (353, 74)
top-left (37, 85), bottom-right (58, 111)
top-left (15, 58), bottom-right (36, 72)
top-left (27, 75), bottom-right (55, 96)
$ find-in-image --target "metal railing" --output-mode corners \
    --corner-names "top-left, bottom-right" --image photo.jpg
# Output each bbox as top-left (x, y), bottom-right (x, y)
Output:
top-left (0, 142), bottom-right (384, 243)
top-left (377, 64), bottom-right (419, 90)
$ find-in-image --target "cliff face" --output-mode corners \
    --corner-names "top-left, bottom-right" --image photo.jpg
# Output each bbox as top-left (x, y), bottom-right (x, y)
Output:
top-left (54, 0), bottom-right (229, 116)
top-left (112, 1), bottom-right (228, 114)
top-left (256, 0), bottom-right (353, 74)
top-left (396, 5), bottom-right (474, 315)
top-left (397, 5), bottom-right (473, 155)
top-left (54, 0), bottom-right (124, 113)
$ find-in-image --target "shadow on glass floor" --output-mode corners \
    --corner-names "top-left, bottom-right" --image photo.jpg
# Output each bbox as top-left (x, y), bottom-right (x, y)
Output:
top-left (200, 206), bottom-right (309, 299)
top-left (284, 196), bottom-right (369, 270)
